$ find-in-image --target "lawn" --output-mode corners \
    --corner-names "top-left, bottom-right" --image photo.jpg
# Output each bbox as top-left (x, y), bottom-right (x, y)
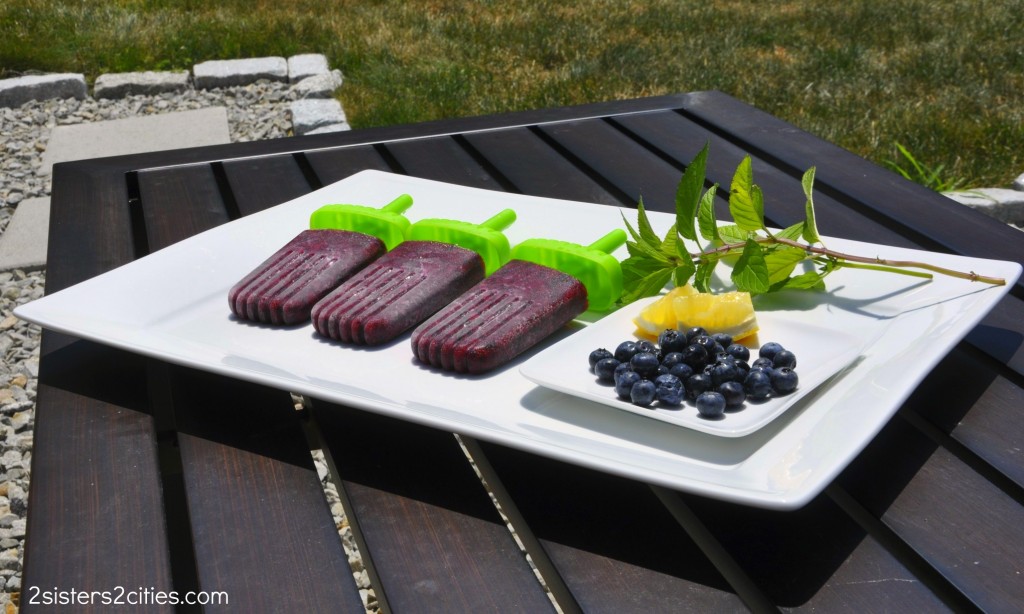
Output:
top-left (2, 0), bottom-right (1021, 187)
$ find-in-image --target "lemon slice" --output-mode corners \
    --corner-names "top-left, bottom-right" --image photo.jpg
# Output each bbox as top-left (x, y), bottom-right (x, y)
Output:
top-left (633, 285), bottom-right (699, 338)
top-left (672, 291), bottom-right (759, 341)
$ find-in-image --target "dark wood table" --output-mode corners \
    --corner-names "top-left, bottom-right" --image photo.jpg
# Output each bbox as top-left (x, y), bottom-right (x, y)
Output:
top-left (20, 91), bottom-right (1024, 612)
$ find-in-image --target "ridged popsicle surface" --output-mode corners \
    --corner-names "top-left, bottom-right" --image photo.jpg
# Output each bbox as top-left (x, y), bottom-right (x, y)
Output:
top-left (228, 229), bottom-right (385, 325)
top-left (311, 241), bottom-right (485, 345)
top-left (411, 260), bottom-right (588, 374)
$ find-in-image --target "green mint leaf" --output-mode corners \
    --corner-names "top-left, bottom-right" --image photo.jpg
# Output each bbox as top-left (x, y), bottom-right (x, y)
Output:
top-left (635, 197), bottom-right (661, 246)
top-left (620, 211), bottom-right (643, 244)
top-left (770, 269), bottom-right (826, 292)
top-left (673, 259), bottom-right (696, 288)
top-left (731, 238), bottom-right (771, 294)
top-left (660, 223), bottom-right (681, 261)
top-left (763, 245), bottom-right (808, 285)
top-left (693, 258), bottom-right (718, 293)
top-left (697, 184), bottom-right (722, 242)
top-left (627, 238), bottom-right (671, 264)
top-left (621, 254), bottom-right (668, 281)
top-left (776, 221), bottom-right (806, 241)
top-left (675, 142), bottom-right (709, 241)
top-left (802, 166), bottom-right (821, 244)
top-left (729, 156), bottom-right (766, 232)
top-left (621, 267), bottom-right (674, 304)
top-left (717, 224), bottom-right (752, 244)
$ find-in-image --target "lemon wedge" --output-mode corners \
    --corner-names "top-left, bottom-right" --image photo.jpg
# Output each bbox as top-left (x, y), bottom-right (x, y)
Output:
top-left (632, 285), bottom-right (699, 338)
top-left (672, 291), bottom-right (759, 341)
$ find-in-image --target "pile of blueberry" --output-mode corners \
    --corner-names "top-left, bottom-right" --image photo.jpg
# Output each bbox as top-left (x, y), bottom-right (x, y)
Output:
top-left (588, 327), bottom-right (799, 418)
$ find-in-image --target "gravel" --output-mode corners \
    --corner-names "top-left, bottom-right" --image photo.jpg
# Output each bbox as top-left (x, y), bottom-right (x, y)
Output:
top-left (0, 81), bottom-right (377, 612)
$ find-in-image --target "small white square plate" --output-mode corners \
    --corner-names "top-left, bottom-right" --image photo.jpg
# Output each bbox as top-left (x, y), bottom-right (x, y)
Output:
top-left (520, 297), bottom-right (864, 437)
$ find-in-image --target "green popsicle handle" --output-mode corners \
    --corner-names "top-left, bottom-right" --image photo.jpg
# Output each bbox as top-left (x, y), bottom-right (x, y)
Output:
top-left (308, 194), bottom-right (414, 250)
top-left (510, 228), bottom-right (627, 311)
top-left (407, 208), bottom-right (517, 275)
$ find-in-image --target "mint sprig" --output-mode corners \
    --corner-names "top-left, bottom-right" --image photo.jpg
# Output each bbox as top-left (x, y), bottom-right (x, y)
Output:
top-left (618, 143), bottom-right (1007, 303)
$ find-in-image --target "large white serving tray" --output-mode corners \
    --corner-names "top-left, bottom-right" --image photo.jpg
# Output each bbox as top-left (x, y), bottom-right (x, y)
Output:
top-left (16, 170), bottom-right (1021, 509)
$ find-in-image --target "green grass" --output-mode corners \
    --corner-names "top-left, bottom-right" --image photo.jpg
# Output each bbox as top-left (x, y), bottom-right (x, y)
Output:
top-left (2, 0), bottom-right (1021, 188)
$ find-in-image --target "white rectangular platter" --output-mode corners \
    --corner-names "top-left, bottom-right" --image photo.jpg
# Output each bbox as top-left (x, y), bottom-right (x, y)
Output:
top-left (16, 170), bottom-right (1021, 509)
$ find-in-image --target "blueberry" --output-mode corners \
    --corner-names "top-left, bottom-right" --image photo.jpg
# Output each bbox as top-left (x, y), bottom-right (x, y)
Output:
top-left (654, 374), bottom-right (685, 406)
top-left (681, 344), bottom-right (709, 369)
top-left (661, 351), bottom-right (684, 369)
top-left (772, 349), bottom-right (797, 369)
top-left (713, 352), bottom-right (736, 365)
top-left (726, 343), bottom-right (750, 362)
top-left (733, 359), bottom-right (751, 381)
top-left (710, 362), bottom-right (739, 387)
top-left (615, 370), bottom-right (642, 398)
top-left (696, 391), bottom-right (727, 417)
top-left (770, 367), bottom-right (799, 394)
top-left (686, 372), bottom-right (712, 400)
top-left (636, 340), bottom-right (658, 355)
top-left (630, 351), bottom-right (661, 378)
top-left (750, 357), bottom-right (774, 371)
top-left (630, 380), bottom-right (657, 406)
top-left (658, 329), bottom-right (688, 355)
top-left (718, 381), bottom-right (746, 407)
top-left (759, 341), bottom-right (785, 361)
top-left (614, 340), bottom-right (639, 363)
top-left (743, 370), bottom-right (773, 400)
top-left (684, 326), bottom-right (708, 342)
top-left (655, 364), bottom-right (670, 377)
top-left (712, 333), bottom-right (734, 349)
top-left (613, 361), bottom-right (633, 383)
top-left (594, 357), bottom-right (620, 382)
top-left (589, 348), bottom-right (613, 370)
top-left (668, 362), bottom-right (694, 381)
top-left (692, 335), bottom-right (718, 355)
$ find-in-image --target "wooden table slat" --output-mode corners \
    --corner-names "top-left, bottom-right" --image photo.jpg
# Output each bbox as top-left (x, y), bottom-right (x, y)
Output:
top-left (22, 340), bottom-right (175, 613)
top-left (838, 411), bottom-right (1024, 611)
top-left (461, 127), bottom-right (626, 206)
top-left (221, 153), bottom-right (314, 216)
top-left (302, 144), bottom-right (394, 185)
top-left (475, 441), bottom-right (749, 612)
top-left (314, 404), bottom-right (556, 614)
top-left (166, 369), bottom-right (363, 613)
top-left (383, 135), bottom-right (504, 191)
top-left (136, 163), bottom-right (232, 250)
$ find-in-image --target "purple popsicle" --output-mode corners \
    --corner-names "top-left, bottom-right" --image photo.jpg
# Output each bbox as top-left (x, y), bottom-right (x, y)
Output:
top-left (411, 260), bottom-right (588, 373)
top-left (311, 209), bottom-right (516, 345)
top-left (228, 194), bottom-right (412, 326)
top-left (228, 230), bottom-right (386, 325)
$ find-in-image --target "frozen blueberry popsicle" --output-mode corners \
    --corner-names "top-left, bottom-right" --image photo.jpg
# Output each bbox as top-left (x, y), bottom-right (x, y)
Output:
top-left (311, 209), bottom-right (516, 345)
top-left (411, 229), bottom-right (626, 374)
top-left (228, 194), bottom-right (412, 325)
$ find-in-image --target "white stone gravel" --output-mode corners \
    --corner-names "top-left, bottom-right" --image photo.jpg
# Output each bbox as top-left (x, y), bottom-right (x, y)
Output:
top-left (0, 79), bottom-right (368, 612)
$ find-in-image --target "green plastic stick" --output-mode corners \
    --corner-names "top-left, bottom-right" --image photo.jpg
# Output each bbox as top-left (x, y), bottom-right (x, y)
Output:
top-left (510, 229), bottom-right (627, 311)
top-left (308, 194), bottom-right (413, 250)
top-left (407, 209), bottom-right (517, 275)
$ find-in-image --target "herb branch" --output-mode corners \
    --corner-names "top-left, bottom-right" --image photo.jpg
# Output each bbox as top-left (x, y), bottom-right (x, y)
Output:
top-left (619, 142), bottom-right (1006, 304)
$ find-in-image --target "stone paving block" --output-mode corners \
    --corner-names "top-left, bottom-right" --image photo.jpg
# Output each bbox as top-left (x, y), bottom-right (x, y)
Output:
top-left (306, 123), bottom-right (351, 135)
top-left (39, 107), bottom-right (230, 176)
top-left (293, 70), bottom-right (344, 99)
top-left (193, 57), bottom-right (287, 89)
top-left (94, 70), bottom-right (190, 99)
top-left (289, 99), bottom-right (347, 135)
top-left (945, 188), bottom-right (1024, 226)
top-left (0, 197), bottom-right (50, 272)
top-left (0, 74), bottom-right (87, 108)
top-left (288, 54), bottom-right (330, 83)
